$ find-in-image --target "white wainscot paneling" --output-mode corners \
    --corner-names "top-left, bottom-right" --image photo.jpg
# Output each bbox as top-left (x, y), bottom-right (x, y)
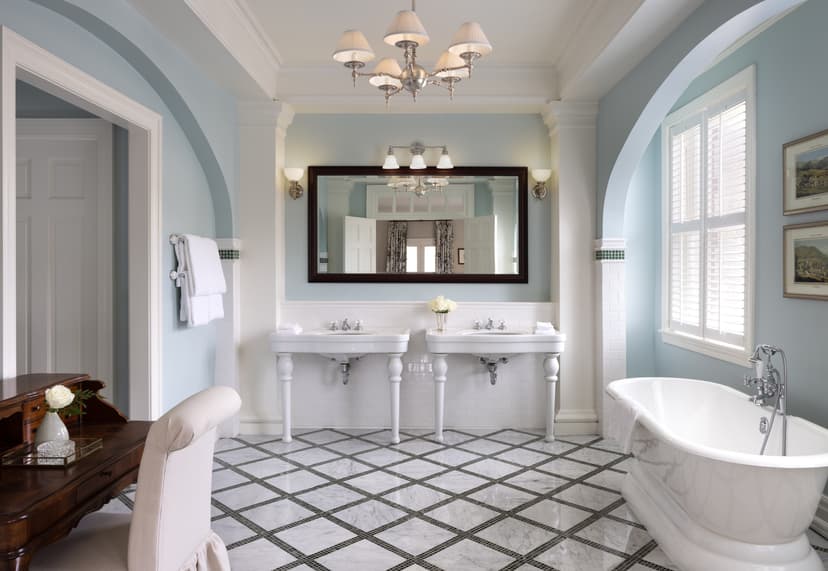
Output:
top-left (243, 301), bottom-right (558, 433)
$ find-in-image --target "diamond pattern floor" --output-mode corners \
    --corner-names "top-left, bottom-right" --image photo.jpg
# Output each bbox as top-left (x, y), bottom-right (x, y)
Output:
top-left (101, 428), bottom-right (828, 571)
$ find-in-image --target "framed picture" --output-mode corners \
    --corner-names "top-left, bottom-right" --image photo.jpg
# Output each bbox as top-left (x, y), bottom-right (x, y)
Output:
top-left (784, 221), bottom-right (828, 300)
top-left (457, 248), bottom-right (465, 265)
top-left (784, 128), bottom-right (828, 214)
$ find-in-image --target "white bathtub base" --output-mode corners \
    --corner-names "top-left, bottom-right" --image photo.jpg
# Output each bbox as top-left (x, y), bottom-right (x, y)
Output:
top-left (624, 461), bottom-right (822, 571)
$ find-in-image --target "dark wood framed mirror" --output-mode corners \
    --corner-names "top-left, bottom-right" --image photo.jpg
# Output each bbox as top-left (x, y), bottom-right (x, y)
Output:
top-left (308, 165), bottom-right (528, 283)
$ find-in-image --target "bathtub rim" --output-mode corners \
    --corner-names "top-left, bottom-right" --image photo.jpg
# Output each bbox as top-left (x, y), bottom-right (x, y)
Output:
top-left (607, 376), bottom-right (828, 469)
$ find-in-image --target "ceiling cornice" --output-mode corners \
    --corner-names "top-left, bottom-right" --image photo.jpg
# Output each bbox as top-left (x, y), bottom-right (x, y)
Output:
top-left (284, 94), bottom-right (552, 115)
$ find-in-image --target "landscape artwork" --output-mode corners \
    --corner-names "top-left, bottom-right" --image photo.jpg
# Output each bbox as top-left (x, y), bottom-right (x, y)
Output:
top-left (784, 129), bottom-right (828, 214)
top-left (784, 222), bottom-right (828, 299)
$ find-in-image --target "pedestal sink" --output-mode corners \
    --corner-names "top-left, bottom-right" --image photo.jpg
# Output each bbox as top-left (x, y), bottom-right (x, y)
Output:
top-left (270, 328), bottom-right (410, 443)
top-left (426, 328), bottom-right (566, 442)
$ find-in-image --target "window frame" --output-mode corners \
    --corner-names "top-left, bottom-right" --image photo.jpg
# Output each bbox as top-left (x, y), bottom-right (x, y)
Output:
top-left (660, 65), bottom-right (756, 365)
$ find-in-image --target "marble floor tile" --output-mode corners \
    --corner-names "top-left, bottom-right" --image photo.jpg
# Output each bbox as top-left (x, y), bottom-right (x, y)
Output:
top-left (297, 429), bottom-right (350, 445)
top-left (276, 517), bottom-right (356, 555)
top-left (424, 499), bottom-right (499, 531)
top-left (381, 483), bottom-right (450, 511)
top-left (215, 438), bottom-right (246, 452)
top-left (212, 515), bottom-right (257, 545)
top-left (296, 483), bottom-right (366, 511)
top-left (359, 430), bottom-right (399, 444)
top-left (462, 458), bottom-right (521, 479)
top-left (518, 499), bottom-right (592, 532)
top-left (575, 517), bottom-right (652, 555)
top-left (488, 430), bottom-right (541, 445)
top-left (609, 503), bottom-right (640, 524)
top-left (476, 517), bottom-right (558, 554)
top-left (537, 458), bottom-right (597, 479)
top-left (458, 438), bottom-right (511, 455)
top-left (642, 546), bottom-right (679, 569)
top-left (332, 499), bottom-right (407, 531)
top-left (236, 457), bottom-right (296, 479)
top-left (613, 457), bottom-right (633, 472)
top-left (591, 438), bottom-right (623, 453)
top-left (213, 482), bottom-right (278, 511)
top-left (266, 469), bottom-right (329, 494)
top-left (494, 446), bottom-right (555, 466)
top-left (386, 458), bottom-right (447, 479)
top-left (392, 439), bottom-right (445, 455)
top-left (566, 447), bottom-right (623, 466)
top-left (214, 446), bottom-right (271, 466)
top-left (553, 484), bottom-right (620, 512)
top-left (347, 471), bottom-right (409, 494)
top-left (584, 469), bottom-right (625, 492)
top-left (423, 447), bottom-right (482, 466)
top-left (237, 434), bottom-right (281, 445)
top-left (468, 483), bottom-right (536, 511)
top-left (316, 539), bottom-right (405, 571)
top-left (524, 439), bottom-right (577, 455)
top-left (535, 538), bottom-right (624, 571)
top-left (425, 471), bottom-right (489, 494)
top-left (809, 528), bottom-right (828, 549)
top-left (227, 538), bottom-right (295, 571)
top-left (557, 434), bottom-right (601, 445)
top-left (354, 447), bottom-right (412, 467)
top-left (312, 458), bottom-right (373, 479)
top-left (258, 439), bottom-right (311, 455)
top-left (282, 447), bottom-right (340, 466)
top-left (434, 430), bottom-right (476, 445)
top-left (324, 438), bottom-right (379, 455)
top-left (238, 498), bottom-right (314, 531)
top-left (376, 517), bottom-right (456, 555)
top-left (504, 470), bottom-right (568, 495)
top-left (426, 538), bottom-right (515, 571)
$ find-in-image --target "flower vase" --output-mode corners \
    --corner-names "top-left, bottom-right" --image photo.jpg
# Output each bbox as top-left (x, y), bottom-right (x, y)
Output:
top-left (35, 411), bottom-right (69, 444)
top-left (435, 312), bottom-right (448, 332)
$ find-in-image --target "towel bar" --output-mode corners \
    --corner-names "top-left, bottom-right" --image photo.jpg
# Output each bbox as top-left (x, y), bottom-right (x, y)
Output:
top-left (169, 270), bottom-right (185, 281)
top-left (169, 233), bottom-right (183, 245)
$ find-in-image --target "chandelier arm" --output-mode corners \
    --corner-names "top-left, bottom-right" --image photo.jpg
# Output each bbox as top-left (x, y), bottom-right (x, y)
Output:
top-left (426, 64), bottom-right (471, 79)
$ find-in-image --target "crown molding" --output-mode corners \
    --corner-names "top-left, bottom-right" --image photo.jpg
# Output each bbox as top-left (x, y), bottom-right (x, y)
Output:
top-left (543, 101), bottom-right (599, 132)
top-left (238, 100), bottom-right (294, 127)
top-left (284, 94), bottom-right (551, 115)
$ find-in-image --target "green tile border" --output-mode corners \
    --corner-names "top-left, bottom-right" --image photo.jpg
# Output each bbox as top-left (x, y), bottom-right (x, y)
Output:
top-left (594, 249), bottom-right (625, 261)
top-left (219, 249), bottom-right (240, 260)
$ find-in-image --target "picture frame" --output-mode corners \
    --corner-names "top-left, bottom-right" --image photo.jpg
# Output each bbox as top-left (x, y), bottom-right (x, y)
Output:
top-left (783, 221), bottom-right (828, 300)
top-left (457, 248), bottom-right (465, 265)
top-left (783, 128), bottom-right (828, 215)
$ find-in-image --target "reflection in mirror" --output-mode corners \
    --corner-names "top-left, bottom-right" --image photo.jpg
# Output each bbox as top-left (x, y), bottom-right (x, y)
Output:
top-left (308, 166), bottom-right (527, 283)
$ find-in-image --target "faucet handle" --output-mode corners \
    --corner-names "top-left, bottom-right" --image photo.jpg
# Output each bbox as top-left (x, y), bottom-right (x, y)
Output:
top-left (498, 320), bottom-right (506, 330)
top-left (329, 320), bottom-right (338, 331)
top-left (354, 320), bottom-right (362, 331)
top-left (473, 320), bottom-right (481, 330)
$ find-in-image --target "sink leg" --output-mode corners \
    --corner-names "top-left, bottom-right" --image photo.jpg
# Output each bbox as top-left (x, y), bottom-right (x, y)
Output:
top-left (432, 354), bottom-right (448, 443)
top-left (277, 353), bottom-right (293, 443)
top-left (544, 353), bottom-right (560, 442)
top-left (388, 353), bottom-right (402, 444)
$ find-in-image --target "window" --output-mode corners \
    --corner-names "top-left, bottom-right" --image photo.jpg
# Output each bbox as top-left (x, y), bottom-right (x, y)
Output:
top-left (661, 66), bottom-right (755, 364)
top-left (406, 239), bottom-right (436, 273)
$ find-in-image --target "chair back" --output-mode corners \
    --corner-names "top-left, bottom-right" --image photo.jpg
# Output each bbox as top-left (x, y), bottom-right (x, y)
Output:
top-left (127, 386), bottom-right (241, 571)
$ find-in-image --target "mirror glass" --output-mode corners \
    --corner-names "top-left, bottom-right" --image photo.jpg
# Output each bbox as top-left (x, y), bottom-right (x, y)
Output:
top-left (308, 166), bottom-right (527, 283)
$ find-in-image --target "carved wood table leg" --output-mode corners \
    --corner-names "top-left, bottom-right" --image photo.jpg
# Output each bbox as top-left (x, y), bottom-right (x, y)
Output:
top-left (277, 353), bottom-right (293, 443)
top-left (544, 352), bottom-right (561, 442)
top-left (0, 552), bottom-right (31, 571)
top-left (432, 354), bottom-right (448, 443)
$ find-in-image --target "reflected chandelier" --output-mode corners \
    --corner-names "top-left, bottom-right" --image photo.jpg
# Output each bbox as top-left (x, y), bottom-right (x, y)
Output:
top-left (388, 176), bottom-right (449, 197)
top-left (332, 0), bottom-right (492, 105)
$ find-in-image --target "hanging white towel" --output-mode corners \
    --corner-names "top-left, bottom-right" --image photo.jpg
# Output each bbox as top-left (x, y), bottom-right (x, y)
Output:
top-left (174, 235), bottom-right (226, 327)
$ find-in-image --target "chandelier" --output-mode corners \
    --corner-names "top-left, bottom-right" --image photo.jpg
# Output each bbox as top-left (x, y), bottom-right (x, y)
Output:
top-left (388, 176), bottom-right (449, 197)
top-left (333, 0), bottom-right (492, 105)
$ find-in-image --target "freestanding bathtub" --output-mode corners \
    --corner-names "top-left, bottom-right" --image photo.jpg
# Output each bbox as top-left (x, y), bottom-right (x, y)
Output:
top-left (607, 377), bottom-right (828, 571)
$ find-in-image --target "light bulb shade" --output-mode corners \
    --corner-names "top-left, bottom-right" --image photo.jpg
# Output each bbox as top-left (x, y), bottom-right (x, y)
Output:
top-left (531, 169), bottom-right (552, 183)
top-left (382, 152), bottom-right (400, 170)
top-left (333, 29), bottom-right (375, 63)
top-left (409, 154), bottom-right (427, 170)
top-left (448, 22), bottom-right (493, 57)
top-left (384, 10), bottom-right (430, 47)
top-left (369, 58), bottom-right (403, 88)
top-left (434, 51), bottom-right (469, 79)
top-left (284, 167), bottom-right (304, 181)
top-left (436, 150), bottom-right (454, 169)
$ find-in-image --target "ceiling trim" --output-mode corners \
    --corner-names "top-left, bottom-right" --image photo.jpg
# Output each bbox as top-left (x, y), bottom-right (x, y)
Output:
top-left (282, 94), bottom-right (551, 115)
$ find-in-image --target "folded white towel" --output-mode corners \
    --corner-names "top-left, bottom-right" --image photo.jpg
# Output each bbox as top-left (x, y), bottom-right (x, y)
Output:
top-left (174, 235), bottom-right (226, 327)
top-left (534, 321), bottom-right (556, 334)
top-left (277, 323), bottom-right (303, 334)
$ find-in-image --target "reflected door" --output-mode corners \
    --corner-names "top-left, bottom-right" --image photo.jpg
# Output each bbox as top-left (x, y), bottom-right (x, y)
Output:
top-left (464, 215), bottom-right (496, 273)
top-left (343, 216), bottom-right (377, 273)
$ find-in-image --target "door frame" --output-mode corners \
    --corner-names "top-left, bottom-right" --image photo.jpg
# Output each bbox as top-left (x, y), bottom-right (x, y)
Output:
top-left (1, 27), bottom-right (162, 420)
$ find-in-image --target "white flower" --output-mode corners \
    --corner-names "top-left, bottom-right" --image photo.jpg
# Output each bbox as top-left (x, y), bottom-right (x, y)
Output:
top-left (428, 295), bottom-right (457, 313)
top-left (45, 385), bottom-right (75, 411)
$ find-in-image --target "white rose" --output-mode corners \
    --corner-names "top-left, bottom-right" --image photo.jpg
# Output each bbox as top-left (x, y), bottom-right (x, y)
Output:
top-left (45, 385), bottom-right (75, 410)
top-left (428, 295), bottom-right (456, 313)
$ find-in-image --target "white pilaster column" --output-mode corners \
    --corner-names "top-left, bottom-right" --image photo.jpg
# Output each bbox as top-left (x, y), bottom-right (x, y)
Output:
top-left (595, 239), bottom-right (627, 438)
top-left (543, 101), bottom-right (600, 435)
top-left (238, 102), bottom-right (295, 435)
top-left (215, 238), bottom-right (241, 436)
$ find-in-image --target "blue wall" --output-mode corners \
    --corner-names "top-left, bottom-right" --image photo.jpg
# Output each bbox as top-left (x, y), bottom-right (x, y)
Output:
top-left (625, 0), bottom-right (828, 428)
top-left (1, 0), bottom-right (237, 411)
top-left (285, 113), bottom-right (551, 301)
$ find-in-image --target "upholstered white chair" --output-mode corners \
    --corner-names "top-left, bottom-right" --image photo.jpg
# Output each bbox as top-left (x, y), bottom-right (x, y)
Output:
top-left (31, 386), bottom-right (241, 571)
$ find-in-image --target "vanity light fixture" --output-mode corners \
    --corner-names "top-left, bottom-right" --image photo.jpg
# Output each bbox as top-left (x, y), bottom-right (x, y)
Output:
top-left (383, 143), bottom-right (453, 170)
top-left (284, 167), bottom-right (305, 200)
top-left (531, 169), bottom-right (552, 200)
top-left (333, 0), bottom-right (492, 106)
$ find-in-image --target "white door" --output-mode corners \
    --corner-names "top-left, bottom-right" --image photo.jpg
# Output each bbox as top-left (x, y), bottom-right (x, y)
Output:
top-left (343, 216), bottom-right (377, 273)
top-left (16, 119), bottom-right (113, 396)
top-left (464, 215), bottom-right (497, 273)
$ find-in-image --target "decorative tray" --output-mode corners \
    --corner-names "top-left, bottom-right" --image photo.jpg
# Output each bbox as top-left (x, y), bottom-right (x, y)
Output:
top-left (0, 437), bottom-right (103, 468)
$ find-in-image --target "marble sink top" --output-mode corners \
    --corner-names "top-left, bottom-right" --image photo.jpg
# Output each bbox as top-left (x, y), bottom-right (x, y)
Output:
top-left (426, 328), bottom-right (566, 358)
top-left (270, 328), bottom-right (410, 360)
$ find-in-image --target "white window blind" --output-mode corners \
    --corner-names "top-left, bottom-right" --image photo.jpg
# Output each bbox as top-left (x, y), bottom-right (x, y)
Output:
top-left (663, 67), bottom-right (754, 361)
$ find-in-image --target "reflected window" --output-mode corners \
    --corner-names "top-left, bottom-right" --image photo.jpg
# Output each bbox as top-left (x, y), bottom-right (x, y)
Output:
top-left (407, 239), bottom-right (436, 273)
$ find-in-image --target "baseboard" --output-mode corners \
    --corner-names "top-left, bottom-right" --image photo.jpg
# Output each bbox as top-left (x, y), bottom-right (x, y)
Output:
top-left (813, 494), bottom-right (828, 536)
top-left (239, 417), bottom-right (283, 435)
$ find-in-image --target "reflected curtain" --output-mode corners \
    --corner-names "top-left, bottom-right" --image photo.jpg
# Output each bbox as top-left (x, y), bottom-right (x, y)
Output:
top-left (385, 221), bottom-right (408, 273)
top-left (435, 220), bottom-right (454, 274)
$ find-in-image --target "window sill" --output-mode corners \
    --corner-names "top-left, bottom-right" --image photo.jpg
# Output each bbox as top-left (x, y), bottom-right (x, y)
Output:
top-left (660, 329), bottom-right (751, 366)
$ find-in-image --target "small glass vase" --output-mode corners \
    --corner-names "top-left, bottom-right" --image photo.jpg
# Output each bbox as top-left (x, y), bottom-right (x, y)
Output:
top-left (435, 312), bottom-right (448, 332)
top-left (35, 411), bottom-right (69, 444)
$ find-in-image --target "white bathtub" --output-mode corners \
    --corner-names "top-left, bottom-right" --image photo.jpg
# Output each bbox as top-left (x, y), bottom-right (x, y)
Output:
top-left (607, 377), bottom-right (828, 571)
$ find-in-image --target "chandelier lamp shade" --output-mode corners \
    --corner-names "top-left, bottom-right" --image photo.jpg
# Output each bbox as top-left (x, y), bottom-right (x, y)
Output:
top-left (332, 0), bottom-right (492, 105)
top-left (383, 143), bottom-right (453, 170)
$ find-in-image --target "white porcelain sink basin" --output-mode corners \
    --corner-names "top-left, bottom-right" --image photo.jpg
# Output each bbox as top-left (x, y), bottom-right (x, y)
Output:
top-left (426, 328), bottom-right (566, 358)
top-left (270, 328), bottom-right (410, 361)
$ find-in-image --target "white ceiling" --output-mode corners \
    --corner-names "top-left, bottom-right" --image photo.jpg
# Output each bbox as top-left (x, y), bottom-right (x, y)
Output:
top-left (128, 0), bottom-right (706, 112)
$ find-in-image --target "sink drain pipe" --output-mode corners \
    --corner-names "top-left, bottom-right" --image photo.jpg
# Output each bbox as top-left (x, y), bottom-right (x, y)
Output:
top-left (480, 357), bottom-right (509, 385)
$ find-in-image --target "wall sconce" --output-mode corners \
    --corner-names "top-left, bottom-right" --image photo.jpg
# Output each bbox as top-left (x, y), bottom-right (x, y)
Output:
top-left (531, 169), bottom-right (552, 200)
top-left (284, 167), bottom-right (304, 199)
top-left (383, 143), bottom-right (453, 170)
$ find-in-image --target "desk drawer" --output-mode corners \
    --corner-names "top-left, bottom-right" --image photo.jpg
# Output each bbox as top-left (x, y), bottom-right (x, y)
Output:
top-left (74, 447), bottom-right (143, 505)
top-left (22, 396), bottom-right (46, 440)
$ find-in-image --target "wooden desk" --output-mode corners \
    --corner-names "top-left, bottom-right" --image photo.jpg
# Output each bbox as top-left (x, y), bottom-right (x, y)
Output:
top-left (0, 374), bottom-right (150, 571)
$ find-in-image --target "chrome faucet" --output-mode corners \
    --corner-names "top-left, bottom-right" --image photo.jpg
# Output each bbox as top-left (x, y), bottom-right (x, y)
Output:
top-left (341, 318), bottom-right (351, 331)
top-left (744, 344), bottom-right (788, 455)
top-left (485, 317), bottom-right (494, 330)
